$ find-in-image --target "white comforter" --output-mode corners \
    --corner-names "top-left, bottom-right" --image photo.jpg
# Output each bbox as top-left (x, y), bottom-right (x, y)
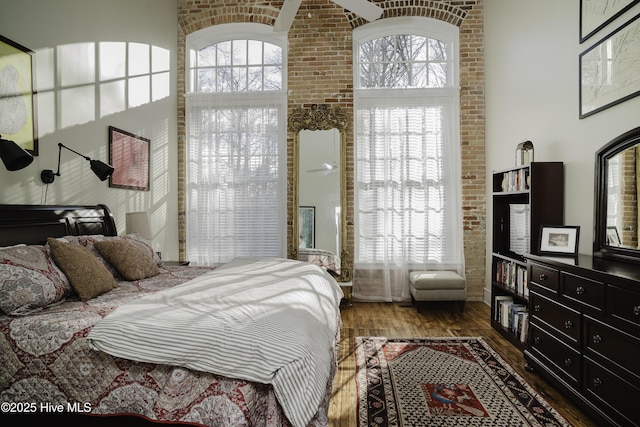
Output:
top-left (87, 257), bottom-right (343, 427)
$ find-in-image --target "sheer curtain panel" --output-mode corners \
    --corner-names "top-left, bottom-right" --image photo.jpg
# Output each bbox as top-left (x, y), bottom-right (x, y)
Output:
top-left (185, 26), bottom-right (287, 266)
top-left (353, 93), bottom-right (464, 301)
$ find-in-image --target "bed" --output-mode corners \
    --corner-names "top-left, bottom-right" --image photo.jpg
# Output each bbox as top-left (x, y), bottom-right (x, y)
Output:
top-left (297, 248), bottom-right (341, 277)
top-left (0, 204), bottom-right (343, 426)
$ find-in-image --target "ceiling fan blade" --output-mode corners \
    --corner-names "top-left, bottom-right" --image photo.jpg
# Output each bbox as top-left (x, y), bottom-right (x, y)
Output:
top-left (307, 162), bottom-right (338, 173)
top-left (274, 0), bottom-right (303, 32)
top-left (331, 0), bottom-right (383, 21)
top-left (307, 168), bottom-right (338, 175)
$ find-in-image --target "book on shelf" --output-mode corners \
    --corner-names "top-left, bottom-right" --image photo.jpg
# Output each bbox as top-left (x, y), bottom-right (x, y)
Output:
top-left (519, 312), bottom-right (530, 343)
top-left (510, 304), bottom-right (527, 333)
top-left (500, 168), bottom-right (530, 192)
top-left (494, 295), bottom-right (513, 325)
top-left (493, 294), bottom-right (530, 341)
top-left (503, 303), bottom-right (526, 329)
top-left (495, 259), bottom-right (528, 296)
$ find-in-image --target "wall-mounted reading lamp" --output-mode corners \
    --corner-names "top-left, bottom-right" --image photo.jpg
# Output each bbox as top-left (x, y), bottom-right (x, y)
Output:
top-left (41, 143), bottom-right (114, 184)
top-left (0, 135), bottom-right (34, 171)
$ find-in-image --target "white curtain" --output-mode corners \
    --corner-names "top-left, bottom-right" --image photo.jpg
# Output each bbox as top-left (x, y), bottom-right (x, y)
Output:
top-left (185, 93), bottom-right (287, 266)
top-left (352, 89), bottom-right (464, 301)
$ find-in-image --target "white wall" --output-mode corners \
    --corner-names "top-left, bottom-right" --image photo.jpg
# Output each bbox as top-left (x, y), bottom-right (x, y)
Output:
top-left (484, 0), bottom-right (640, 301)
top-left (0, 0), bottom-right (179, 260)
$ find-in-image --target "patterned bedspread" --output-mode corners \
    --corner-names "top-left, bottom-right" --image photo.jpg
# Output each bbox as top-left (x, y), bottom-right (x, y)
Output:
top-left (0, 265), bottom-right (338, 426)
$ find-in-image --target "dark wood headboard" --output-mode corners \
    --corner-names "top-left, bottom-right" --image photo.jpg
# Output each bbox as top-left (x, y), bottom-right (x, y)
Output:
top-left (0, 204), bottom-right (117, 247)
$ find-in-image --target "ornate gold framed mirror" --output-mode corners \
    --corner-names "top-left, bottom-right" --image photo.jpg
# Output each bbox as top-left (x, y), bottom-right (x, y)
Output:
top-left (289, 104), bottom-right (351, 281)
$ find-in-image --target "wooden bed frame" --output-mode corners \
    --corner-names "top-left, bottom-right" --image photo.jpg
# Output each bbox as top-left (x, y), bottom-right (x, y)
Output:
top-left (0, 204), bottom-right (117, 247)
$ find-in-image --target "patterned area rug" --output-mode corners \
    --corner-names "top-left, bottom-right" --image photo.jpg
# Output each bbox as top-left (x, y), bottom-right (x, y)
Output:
top-left (355, 337), bottom-right (571, 427)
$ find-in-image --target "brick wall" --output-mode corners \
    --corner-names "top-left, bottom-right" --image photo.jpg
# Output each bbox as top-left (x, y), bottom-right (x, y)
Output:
top-left (621, 148), bottom-right (638, 248)
top-left (177, 0), bottom-right (486, 301)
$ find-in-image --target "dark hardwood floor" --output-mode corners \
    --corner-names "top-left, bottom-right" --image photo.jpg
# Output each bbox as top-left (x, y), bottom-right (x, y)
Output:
top-left (328, 300), bottom-right (598, 427)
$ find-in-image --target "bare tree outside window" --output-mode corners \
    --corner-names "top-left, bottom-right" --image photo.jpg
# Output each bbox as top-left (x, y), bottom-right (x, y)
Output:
top-left (195, 40), bottom-right (282, 93)
top-left (359, 35), bottom-right (447, 88)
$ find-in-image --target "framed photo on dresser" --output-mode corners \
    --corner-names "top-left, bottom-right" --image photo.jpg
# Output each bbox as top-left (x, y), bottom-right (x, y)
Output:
top-left (539, 225), bottom-right (580, 256)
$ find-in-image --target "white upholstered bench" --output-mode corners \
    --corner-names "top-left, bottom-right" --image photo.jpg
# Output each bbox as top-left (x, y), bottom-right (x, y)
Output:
top-left (409, 270), bottom-right (466, 312)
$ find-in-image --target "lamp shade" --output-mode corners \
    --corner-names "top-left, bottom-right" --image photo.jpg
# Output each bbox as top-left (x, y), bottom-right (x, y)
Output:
top-left (0, 137), bottom-right (33, 171)
top-left (41, 143), bottom-right (114, 184)
top-left (90, 159), bottom-right (115, 181)
top-left (126, 212), bottom-right (152, 241)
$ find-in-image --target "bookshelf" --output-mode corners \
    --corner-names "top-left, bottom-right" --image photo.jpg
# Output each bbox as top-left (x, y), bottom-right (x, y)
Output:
top-left (490, 162), bottom-right (564, 350)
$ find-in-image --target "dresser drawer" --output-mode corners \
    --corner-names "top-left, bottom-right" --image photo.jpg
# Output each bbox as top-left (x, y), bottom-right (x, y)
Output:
top-left (528, 322), bottom-right (580, 385)
top-left (561, 272), bottom-right (605, 313)
top-left (609, 285), bottom-right (640, 330)
top-left (584, 357), bottom-right (640, 427)
top-left (530, 291), bottom-right (581, 345)
top-left (584, 316), bottom-right (640, 380)
top-left (529, 262), bottom-right (559, 293)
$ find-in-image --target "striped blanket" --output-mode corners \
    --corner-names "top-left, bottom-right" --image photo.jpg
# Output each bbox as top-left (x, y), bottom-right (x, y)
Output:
top-left (87, 257), bottom-right (343, 427)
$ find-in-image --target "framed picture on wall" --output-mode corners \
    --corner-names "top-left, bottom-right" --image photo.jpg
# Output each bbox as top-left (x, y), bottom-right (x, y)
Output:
top-left (0, 34), bottom-right (38, 155)
top-left (299, 206), bottom-right (315, 249)
top-left (108, 126), bottom-right (150, 191)
top-left (580, 0), bottom-right (639, 42)
top-left (579, 13), bottom-right (640, 118)
top-left (539, 225), bottom-right (580, 256)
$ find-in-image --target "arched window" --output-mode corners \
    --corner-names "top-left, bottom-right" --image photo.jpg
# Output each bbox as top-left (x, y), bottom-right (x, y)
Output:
top-left (352, 17), bottom-right (464, 301)
top-left (185, 24), bottom-right (287, 265)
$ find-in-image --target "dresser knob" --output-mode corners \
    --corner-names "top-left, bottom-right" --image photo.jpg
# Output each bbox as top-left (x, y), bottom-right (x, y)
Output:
top-left (564, 320), bottom-right (573, 329)
top-left (634, 305), bottom-right (640, 316)
top-left (539, 273), bottom-right (547, 281)
top-left (592, 377), bottom-right (602, 388)
top-left (534, 304), bottom-right (541, 312)
top-left (564, 358), bottom-right (573, 366)
top-left (534, 336), bottom-right (541, 345)
top-left (576, 286), bottom-right (585, 295)
top-left (592, 334), bottom-right (602, 344)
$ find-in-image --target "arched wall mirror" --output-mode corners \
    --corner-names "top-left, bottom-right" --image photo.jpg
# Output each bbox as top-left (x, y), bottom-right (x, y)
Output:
top-left (594, 126), bottom-right (640, 264)
top-left (289, 104), bottom-right (351, 281)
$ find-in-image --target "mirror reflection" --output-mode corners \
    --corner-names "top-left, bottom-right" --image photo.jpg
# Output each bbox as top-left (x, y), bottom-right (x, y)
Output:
top-left (298, 129), bottom-right (342, 275)
top-left (289, 104), bottom-right (350, 281)
top-left (605, 142), bottom-right (639, 249)
top-left (299, 129), bottom-right (340, 253)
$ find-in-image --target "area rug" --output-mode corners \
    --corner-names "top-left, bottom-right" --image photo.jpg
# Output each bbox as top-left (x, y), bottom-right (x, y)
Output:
top-left (355, 337), bottom-right (571, 427)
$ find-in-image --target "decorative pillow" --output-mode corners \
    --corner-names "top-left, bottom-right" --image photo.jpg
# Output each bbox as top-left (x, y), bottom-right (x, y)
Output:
top-left (62, 233), bottom-right (162, 269)
top-left (123, 232), bottom-right (162, 266)
top-left (94, 240), bottom-right (159, 280)
top-left (58, 235), bottom-right (119, 277)
top-left (0, 245), bottom-right (72, 315)
top-left (47, 238), bottom-right (117, 301)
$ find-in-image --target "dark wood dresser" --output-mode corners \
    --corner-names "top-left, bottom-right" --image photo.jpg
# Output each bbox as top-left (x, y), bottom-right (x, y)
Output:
top-left (525, 253), bottom-right (640, 427)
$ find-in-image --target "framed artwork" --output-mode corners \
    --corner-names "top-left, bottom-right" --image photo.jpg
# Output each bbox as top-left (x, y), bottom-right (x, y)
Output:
top-left (606, 225), bottom-right (621, 246)
top-left (298, 206), bottom-right (315, 249)
top-left (539, 226), bottom-right (580, 256)
top-left (0, 34), bottom-right (38, 155)
top-left (579, 13), bottom-right (640, 118)
top-left (580, 0), bottom-right (639, 42)
top-left (108, 126), bottom-right (150, 191)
